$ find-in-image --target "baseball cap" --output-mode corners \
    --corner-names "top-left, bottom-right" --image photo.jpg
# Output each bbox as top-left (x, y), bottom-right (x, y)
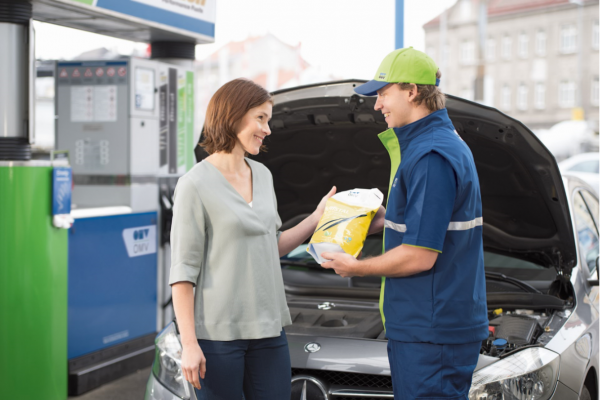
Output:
top-left (354, 47), bottom-right (440, 96)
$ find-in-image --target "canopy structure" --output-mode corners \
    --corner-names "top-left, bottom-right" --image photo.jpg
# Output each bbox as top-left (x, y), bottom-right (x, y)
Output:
top-left (32, 0), bottom-right (215, 44)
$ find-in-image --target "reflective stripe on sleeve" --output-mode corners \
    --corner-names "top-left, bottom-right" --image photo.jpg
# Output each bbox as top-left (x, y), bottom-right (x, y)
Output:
top-left (384, 220), bottom-right (407, 233)
top-left (447, 217), bottom-right (483, 231)
top-left (384, 217), bottom-right (483, 233)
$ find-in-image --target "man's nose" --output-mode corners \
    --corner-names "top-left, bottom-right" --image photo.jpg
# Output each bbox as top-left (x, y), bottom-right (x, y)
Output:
top-left (374, 97), bottom-right (382, 111)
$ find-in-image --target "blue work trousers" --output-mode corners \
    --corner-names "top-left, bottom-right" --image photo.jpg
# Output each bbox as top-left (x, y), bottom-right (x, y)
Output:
top-left (194, 330), bottom-right (291, 400)
top-left (387, 339), bottom-right (480, 399)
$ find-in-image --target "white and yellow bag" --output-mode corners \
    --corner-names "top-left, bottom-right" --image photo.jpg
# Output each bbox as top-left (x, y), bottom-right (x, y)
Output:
top-left (307, 188), bottom-right (383, 264)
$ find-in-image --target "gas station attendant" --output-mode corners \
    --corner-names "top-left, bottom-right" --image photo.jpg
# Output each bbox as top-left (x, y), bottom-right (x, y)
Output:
top-left (168, 78), bottom-right (341, 399)
top-left (321, 48), bottom-right (489, 399)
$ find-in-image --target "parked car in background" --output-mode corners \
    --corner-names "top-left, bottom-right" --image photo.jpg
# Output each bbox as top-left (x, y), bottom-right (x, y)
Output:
top-left (145, 81), bottom-right (599, 400)
top-left (536, 120), bottom-right (599, 162)
top-left (559, 153), bottom-right (599, 195)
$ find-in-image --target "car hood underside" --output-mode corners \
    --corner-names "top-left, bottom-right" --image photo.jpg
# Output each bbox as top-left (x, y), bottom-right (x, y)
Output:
top-left (196, 80), bottom-right (577, 271)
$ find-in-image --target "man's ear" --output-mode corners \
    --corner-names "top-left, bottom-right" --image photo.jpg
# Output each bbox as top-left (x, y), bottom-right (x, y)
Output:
top-left (406, 84), bottom-right (418, 103)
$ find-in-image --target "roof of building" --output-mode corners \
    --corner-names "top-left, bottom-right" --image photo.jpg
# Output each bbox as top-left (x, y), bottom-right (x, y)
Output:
top-left (201, 33), bottom-right (309, 69)
top-left (424, 0), bottom-right (583, 28)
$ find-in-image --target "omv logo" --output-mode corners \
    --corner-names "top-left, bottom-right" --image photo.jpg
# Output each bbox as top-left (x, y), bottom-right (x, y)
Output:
top-left (122, 225), bottom-right (157, 258)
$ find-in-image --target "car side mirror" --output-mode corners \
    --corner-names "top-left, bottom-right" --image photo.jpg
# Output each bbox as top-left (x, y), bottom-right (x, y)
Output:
top-left (589, 257), bottom-right (599, 286)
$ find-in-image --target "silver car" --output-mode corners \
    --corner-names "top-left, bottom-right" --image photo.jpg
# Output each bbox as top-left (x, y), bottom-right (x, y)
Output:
top-left (145, 81), bottom-right (599, 400)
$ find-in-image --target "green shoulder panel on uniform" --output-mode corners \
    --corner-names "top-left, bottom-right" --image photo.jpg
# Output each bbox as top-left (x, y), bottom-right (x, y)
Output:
top-left (377, 129), bottom-right (402, 329)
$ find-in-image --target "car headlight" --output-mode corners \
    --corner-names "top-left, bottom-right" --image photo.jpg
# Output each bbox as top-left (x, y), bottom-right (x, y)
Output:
top-left (469, 347), bottom-right (560, 400)
top-left (152, 322), bottom-right (192, 399)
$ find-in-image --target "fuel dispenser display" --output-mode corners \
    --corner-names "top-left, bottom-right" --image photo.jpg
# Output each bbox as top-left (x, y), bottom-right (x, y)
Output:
top-left (55, 57), bottom-right (195, 394)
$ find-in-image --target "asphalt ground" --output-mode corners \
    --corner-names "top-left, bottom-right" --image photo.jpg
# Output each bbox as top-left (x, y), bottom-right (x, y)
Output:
top-left (68, 367), bottom-right (152, 400)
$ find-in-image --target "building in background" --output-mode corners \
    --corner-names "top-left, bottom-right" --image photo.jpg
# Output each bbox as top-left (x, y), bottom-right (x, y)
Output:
top-left (194, 33), bottom-right (337, 129)
top-left (424, 0), bottom-right (599, 130)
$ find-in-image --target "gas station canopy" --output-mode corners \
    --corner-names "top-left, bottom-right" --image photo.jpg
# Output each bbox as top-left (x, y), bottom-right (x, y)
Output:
top-left (32, 0), bottom-right (215, 44)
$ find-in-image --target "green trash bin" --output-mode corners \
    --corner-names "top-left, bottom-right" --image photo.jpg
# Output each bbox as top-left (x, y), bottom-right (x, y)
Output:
top-left (0, 161), bottom-right (68, 400)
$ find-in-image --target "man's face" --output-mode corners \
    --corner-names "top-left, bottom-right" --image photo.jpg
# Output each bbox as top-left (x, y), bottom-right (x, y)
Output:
top-left (374, 83), bottom-right (413, 128)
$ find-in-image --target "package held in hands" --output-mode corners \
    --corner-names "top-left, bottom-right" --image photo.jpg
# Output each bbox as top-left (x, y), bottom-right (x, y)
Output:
top-left (308, 188), bottom-right (384, 264)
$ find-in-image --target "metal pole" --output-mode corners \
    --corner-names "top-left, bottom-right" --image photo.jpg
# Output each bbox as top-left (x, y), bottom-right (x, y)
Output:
top-left (0, 0), bottom-right (33, 160)
top-left (439, 6), bottom-right (447, 91)
top-left (395, 0), bottom-right (404, 49)
top-left (577, 1), bottom-right (583, 113)
top-left (475, 0), bottom-right (488, 103)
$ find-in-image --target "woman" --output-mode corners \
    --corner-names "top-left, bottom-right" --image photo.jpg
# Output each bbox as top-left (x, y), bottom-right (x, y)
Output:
top-left (169, 78), bottom-right (337, 399)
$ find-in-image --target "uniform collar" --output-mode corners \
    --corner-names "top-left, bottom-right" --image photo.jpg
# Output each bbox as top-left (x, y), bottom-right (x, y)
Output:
top-left (386, 108), bottom-right (450, 144)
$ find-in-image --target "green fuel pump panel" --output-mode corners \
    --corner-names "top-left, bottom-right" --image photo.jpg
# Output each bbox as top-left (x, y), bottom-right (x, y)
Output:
top-left (0, 162), bottom-right (68, 400)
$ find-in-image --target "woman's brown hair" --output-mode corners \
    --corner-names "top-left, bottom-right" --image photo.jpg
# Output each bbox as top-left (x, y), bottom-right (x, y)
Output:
top-left (200, 78), bottom-right (272, 154)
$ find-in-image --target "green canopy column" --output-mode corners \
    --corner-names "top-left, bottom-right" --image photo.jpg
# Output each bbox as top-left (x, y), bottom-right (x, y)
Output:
top-left (0, 161), bottom-right (68, 400)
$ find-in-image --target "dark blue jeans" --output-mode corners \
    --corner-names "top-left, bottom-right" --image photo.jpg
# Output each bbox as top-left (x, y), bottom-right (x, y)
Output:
top-left (194, 330), bottom-right (291, 400)
top-left (387, 340), bottom-right (480, 399)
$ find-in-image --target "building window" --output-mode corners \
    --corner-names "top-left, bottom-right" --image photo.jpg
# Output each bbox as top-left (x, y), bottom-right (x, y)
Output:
top-left (460, 40), bottom-right (475, 65)
top-left (442, 44), bottom-right (451, 66)
top-left (426, 46), bottom-right (437, 63)
top-left (501, 84), bottom-right (511, 110)
top-left (518, 32), bottom-right (528, 58)
top-left (535, 30), bottom-right (546, 56)
top-left (559, 80), bottom-right (576, 108)
top-left (502, 35), bottom-right (512, 59)
top-left (517, 83), bottom-right (528, 110)
top-left (560, 24), bottom-right (577, 53)
top-left (592, 76), bottom-right (599, 106)
top-left (534, 83), bottom-right (546, 109)
top-left (486, 38), bottom-right (496, 61)
top-left (593, 20), bottom-right (599, 50)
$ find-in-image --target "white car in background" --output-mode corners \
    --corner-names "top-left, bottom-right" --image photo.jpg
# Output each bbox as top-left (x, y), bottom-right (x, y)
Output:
top-left (559, 153), bottom-right (599, 195)
top-left (536, 121), bottom-right (599, 162)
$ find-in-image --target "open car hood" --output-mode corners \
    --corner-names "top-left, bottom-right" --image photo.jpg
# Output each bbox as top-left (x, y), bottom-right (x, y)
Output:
top-left (196, 80), bottom-right (577, 272)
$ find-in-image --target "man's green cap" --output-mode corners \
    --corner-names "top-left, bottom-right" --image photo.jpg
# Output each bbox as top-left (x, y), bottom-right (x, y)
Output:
top-left (354, 47), bottom-right (440, 96)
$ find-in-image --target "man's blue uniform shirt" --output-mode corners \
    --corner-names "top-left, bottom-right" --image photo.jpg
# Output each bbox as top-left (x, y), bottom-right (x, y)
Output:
top-left (379, 108), bottom-right (488, 345)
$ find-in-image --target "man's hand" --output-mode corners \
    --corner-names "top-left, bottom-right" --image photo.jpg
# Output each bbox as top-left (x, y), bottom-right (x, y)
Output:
top-left (321, 252), bottom-right (363, 278)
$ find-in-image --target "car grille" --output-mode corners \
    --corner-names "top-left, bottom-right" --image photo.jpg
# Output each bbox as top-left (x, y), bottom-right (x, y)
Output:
top-left (291, 368), bottom-right (394, 395)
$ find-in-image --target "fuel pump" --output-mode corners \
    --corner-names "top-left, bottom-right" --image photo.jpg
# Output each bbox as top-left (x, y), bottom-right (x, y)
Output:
top-left (55, 57), bottom-right (196, 394)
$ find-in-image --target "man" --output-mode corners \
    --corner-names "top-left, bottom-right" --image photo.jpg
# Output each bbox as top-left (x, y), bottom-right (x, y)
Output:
top-left (321, 47), bottom-right (488, 399)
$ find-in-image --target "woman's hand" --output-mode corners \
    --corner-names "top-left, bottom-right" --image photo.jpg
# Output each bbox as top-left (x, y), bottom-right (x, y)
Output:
top-left (277, 186), bottom-right (337, 257)
top-left (181, 341), bottom-right (206, 390)
top-left (313, 186), bottom-right (337, 221)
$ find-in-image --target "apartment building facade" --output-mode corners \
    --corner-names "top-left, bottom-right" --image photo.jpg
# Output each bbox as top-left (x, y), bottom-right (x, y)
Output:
top-left (424, 0), bottom-right (599, 129)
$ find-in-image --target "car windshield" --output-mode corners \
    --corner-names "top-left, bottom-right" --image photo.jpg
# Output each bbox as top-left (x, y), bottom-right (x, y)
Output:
top-left (281, 237), bottom-right (555, 281)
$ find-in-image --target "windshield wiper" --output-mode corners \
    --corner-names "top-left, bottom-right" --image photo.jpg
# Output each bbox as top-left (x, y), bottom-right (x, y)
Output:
top-left (280, 259), bottom-right (322, 269)
top-left (485, 271), bottom-right (543, 294)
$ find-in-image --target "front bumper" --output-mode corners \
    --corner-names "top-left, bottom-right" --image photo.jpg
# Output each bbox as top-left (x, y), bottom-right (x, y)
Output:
top-left (551, 381), bottom-right (579, 399)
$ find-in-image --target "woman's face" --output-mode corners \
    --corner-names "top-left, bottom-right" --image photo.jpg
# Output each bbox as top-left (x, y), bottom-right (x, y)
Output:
top-left (235, 101), bottom-right (272, 156)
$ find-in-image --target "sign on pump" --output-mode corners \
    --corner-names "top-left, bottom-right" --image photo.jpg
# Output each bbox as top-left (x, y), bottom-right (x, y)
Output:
top-left (122, 225), bottom-right (157, 257)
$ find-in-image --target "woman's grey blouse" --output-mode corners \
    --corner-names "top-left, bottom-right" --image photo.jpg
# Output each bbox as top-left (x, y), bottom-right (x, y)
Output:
top-left (169, 159), bottom-right (292, 341)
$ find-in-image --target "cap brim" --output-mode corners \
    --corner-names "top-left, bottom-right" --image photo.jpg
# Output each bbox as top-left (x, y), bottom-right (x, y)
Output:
top-left (354, 80), bottom-right (390, 96)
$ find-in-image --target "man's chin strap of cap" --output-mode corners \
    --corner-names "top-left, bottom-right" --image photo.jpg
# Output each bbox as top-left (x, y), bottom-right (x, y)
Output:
top-left (436, 78), bottom-right (440, 86)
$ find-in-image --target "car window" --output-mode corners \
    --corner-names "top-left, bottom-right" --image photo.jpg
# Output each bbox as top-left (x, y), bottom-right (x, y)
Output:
top-left (568, 160), bottom-right (600, 173)
top-left (573, 192), bottom-right (599, 274)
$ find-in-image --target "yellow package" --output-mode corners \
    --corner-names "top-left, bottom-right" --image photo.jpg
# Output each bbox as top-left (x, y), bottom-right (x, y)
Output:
top-left (308, 188), bottom-right (383, 263)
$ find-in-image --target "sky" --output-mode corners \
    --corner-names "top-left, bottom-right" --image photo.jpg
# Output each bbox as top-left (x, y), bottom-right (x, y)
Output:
top-left (34, 0), bottom-right (457, 80)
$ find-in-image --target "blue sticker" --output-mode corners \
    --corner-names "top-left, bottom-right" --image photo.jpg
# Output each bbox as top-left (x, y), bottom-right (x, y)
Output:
top-left (52, 167), bottom-right (72, 216)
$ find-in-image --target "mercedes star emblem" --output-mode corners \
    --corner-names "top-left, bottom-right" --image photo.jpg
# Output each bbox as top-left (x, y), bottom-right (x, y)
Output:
top-left (304, 342), bottom-right (321, 353)
top-left (291, 376), bottom-right (328, 400)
